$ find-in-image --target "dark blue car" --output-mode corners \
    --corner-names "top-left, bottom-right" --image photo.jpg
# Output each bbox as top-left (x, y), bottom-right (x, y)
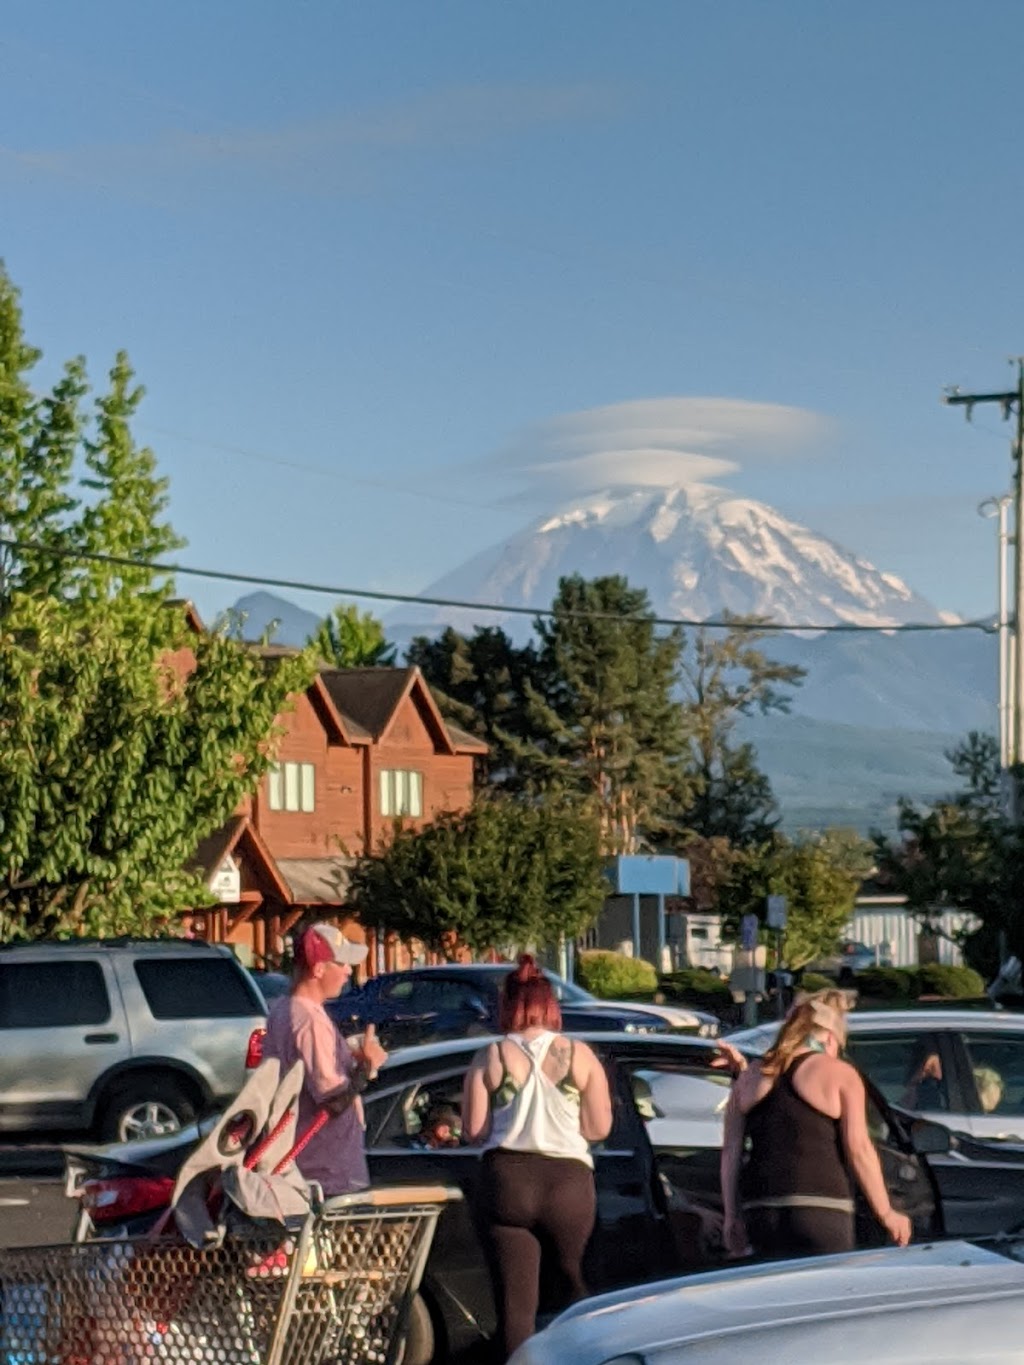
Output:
top-left (327, 963), bottom-right (672, 1050)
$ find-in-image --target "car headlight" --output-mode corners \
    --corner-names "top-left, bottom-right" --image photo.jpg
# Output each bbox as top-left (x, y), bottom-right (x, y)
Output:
top-left (698, 1022), bottom-right (719, 1038)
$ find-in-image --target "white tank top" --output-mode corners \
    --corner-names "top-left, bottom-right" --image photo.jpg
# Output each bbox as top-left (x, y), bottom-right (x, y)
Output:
top-left (484, 1031), bottom-right (593, 1169)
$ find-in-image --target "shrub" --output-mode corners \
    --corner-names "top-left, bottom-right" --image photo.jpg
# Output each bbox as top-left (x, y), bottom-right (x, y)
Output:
top-left (856, 966), bottom-right (921, 1001)
top-left (799, 972), bottom-right (834, 993)
top-left (917, 963), bottom-right (985, 999)
top-left (659, 967), bottom-right (733, 1010)
top-left (577, 950), bottom-right (658, 999)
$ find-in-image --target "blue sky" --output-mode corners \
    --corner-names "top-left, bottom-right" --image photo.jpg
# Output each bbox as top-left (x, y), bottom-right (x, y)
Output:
top-left (2, 0), bottom-right (1023, 625)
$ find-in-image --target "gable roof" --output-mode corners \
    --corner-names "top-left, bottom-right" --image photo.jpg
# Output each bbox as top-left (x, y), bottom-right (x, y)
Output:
top-left (190, 815), bottom-right (293, 904)
top-left (319, 666), bottom-right (463, 755)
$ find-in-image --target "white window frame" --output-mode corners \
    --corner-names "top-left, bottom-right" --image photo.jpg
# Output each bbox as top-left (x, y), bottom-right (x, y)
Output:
top-left (268, 761), bottom-right (315, 813)
top-left (380, 768), bottom-right (423, 818)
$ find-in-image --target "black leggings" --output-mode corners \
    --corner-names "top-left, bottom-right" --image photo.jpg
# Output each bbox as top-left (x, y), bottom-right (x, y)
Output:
top-left (481, 1148), bottom-right (596, 1360)
top-left (745, 1204), bottom-right (855, 1260)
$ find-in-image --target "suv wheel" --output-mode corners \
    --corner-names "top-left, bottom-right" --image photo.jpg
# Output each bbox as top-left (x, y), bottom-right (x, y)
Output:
top-left (99, 1076), bottom-right (198, 1142)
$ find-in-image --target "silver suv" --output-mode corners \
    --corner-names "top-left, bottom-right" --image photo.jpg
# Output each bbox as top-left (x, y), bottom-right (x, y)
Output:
top-left (0, 939), bottom-right (266, 1141)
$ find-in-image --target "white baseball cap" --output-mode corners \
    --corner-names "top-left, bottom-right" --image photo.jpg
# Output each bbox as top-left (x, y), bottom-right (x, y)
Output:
top-left (297, 923), bottom-right (368, 969)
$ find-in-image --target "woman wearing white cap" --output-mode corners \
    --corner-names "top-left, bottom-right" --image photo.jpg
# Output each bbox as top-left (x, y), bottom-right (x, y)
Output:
top-left (263, 923), bottom-right (387, 1196)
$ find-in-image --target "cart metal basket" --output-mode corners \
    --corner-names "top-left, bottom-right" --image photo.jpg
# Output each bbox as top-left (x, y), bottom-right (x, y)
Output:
top-left (0, 1185), bottom-right (453, 1365)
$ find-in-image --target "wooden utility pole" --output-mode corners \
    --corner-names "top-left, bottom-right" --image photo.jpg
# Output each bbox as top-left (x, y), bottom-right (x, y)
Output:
top-left (945, 362), bottom-right (1024, 783)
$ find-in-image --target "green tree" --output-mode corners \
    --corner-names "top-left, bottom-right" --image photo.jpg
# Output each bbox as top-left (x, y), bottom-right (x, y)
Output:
top-left (672, 619), bottom-right (804, 845)
top-left (77, 352), bottom-right (183, 610)
top-left (310, 603), bottom-right (396, 668)
top-left (0, 266), bottom-right (87, 601)
top-left (0, 263), bottom-right (320, 939)
top-left (348, 795), bottom-right (608, 959)
top-left (0, 592), bottom-right (314, 940)
top-left (873, 732), bottom-right (1022, 975)
top-left (720, 829), bottom-right (872, 968)
top-left (406, 625), bottom-right (538, 783)
top-left (518, 574), bottom-right (692, 853)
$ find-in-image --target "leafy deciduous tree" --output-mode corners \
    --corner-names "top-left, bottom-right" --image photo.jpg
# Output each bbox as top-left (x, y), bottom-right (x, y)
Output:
top-left (310, 603), bottom-right (396, 668)
top-left (719, 829), bottom-right (872, 968)
top-left (348, 796), bottom-right (608, 959)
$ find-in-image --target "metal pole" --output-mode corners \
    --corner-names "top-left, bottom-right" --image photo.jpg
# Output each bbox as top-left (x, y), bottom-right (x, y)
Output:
top-left (1015, 360), bottom-right (1024, 780)
top-left (632, 893), bottom-right (641, 959)
top-left (982, 494), bottom-right (1014, 769)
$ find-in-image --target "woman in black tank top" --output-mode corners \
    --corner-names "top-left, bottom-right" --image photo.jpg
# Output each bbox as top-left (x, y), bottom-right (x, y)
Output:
top-left (721, 991), bottom-right (912, 1262)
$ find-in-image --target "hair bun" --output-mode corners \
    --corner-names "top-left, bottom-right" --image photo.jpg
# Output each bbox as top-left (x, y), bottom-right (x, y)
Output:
top-left (515, 953), bottom-right (541, 981)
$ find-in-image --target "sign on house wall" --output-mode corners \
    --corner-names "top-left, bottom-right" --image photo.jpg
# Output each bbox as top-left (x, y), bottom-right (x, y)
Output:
top-left (210, 855), bottom-right (241, 904)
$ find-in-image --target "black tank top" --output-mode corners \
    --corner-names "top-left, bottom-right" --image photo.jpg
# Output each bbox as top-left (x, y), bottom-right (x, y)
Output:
top-left (740, 1052), bottom-right (854, 1206)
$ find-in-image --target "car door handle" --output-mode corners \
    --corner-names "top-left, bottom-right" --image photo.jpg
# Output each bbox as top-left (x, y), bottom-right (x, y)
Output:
top-left (83, 1032), bottom-right (120, 1045)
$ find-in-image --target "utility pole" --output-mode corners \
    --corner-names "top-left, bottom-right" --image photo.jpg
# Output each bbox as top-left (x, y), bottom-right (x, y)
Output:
top-left (946, 362), bottom-right (1024, 794)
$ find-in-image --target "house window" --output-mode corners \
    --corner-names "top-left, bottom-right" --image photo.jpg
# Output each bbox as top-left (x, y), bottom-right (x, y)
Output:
top-left (380, 769), bottom-right (423, 818)
top-left (268, 761), bottom-right (315, 812)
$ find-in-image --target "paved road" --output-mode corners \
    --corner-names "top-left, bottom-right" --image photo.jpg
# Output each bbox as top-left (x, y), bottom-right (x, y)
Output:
top-left (0, 1143), bottom-right (79, 1247)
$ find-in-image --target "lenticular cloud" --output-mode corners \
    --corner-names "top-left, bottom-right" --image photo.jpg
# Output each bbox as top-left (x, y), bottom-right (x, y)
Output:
top-left (499, 397), bottom-right (830, 496)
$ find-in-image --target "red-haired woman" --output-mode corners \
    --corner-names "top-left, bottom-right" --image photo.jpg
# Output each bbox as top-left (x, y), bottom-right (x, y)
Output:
top-left (462, 955), bottom-right (612, 1361)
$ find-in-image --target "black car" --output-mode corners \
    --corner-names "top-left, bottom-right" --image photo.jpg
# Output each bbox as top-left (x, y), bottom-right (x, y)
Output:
top-left (62, 1033), bottom-right (1024, 1365)
top-left (327, 963), bottom-right (677, 1051)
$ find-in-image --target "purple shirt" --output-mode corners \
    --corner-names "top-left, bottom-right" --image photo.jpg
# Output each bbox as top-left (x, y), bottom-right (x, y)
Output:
top-left (263, 994), bottom-right (369, 1197)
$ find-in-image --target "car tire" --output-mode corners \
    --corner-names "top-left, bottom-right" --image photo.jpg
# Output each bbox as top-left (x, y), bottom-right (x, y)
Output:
top-left (397, 1291), bottom-right (436, 1365)
top-left (98, 1075), bottom-right (198, 1142)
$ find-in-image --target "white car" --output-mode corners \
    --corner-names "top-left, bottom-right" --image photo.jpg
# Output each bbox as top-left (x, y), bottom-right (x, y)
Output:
top-left (509, 1239), bottom-right (1024, 1364)
top-left (726, 1009), bottom-right (1024, 1141)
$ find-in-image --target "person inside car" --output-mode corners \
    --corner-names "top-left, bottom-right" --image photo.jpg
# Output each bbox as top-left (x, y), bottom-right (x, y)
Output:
top-left (721, 989), bottom-right (912, 1262)
top-left (461, 954), bottom-right (612, 1362)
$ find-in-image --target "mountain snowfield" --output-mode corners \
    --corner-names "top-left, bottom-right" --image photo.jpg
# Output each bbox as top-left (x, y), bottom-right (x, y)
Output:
top-left (400, 483), bottom-right (952, 632)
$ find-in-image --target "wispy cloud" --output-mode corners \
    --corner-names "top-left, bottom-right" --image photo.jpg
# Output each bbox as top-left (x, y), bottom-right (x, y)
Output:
top-left (1, 82), bottom-right (620, 195)
top-left (490, 396), bottom-right (831, 500)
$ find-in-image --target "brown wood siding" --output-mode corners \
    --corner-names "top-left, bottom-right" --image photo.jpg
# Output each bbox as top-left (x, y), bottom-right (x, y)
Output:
top-left (252, 691), bottom-right (366, 857)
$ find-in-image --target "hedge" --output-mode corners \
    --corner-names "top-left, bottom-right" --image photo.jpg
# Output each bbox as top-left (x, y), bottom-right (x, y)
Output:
top-left (916, 963), bottom-right (985, 998)
top-left (577, 950), bottom-right (658, 999)
top-left (659, 967), bottom-right (733, 1010)
top-left (799, 971), bottom-right (834, 993)
top-left (855, 966), bottom-right (921, 1001)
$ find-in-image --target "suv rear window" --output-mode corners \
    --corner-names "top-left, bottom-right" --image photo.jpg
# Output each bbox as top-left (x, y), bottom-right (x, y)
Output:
top-left (0, 961), bottom-right (110, 1028)
top-left (135, 958), bottom-right (262, 1020)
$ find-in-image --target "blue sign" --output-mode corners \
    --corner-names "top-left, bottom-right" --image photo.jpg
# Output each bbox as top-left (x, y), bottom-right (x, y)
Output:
top-left (609, 855), bottom-right (690, 895)
top-left (741, 914), bottom-right (759, 950)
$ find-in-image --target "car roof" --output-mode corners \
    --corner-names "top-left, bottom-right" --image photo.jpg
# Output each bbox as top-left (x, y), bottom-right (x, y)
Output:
top-left (848, 1009), bottom-right (1018, 1030)
top-left (376, 1030), bottom-right (721, 1076)
top-left (531, 1241), bottom-right (1024, 1361)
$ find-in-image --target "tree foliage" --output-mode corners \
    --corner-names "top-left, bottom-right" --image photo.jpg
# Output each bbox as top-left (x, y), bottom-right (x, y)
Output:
top-left (719, 829), bottom-right (872, 968)
top-left (0, 262), bottom-right (318, 940)
top-left (516, 575), bottom-right (692, 853)
top-left (348, 796), bottom-right (608, 959)
top-left (310, 603), bottom-right (396, 668)
top-left (873, 732), bottom-right (1024, 975)
top-left (406, 625), bottom-right (538, 783)
top-left (672, 619), bottom-right (804, 845)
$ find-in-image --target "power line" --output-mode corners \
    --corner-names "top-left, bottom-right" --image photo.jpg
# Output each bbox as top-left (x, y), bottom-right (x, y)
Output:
top-left (0, 537), bottom-right (995, 634)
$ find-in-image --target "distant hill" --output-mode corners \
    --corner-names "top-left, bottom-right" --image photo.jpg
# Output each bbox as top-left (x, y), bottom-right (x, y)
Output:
top-left (228, 592), bottom-right (322, 645)
top-left (741, 714), bottom-right (961, 836)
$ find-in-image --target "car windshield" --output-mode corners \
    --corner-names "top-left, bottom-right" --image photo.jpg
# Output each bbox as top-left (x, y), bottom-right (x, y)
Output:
top-left (542, 972), bottom-right (595, 1004)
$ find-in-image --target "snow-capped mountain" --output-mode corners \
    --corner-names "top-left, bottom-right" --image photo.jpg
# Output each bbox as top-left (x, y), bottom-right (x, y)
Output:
top-left (395, 482), bottom-right (950, 633)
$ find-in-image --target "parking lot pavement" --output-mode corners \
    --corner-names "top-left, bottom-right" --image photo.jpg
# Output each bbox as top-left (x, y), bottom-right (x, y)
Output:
top-left (0, 1143), bottom-right (78, 1248)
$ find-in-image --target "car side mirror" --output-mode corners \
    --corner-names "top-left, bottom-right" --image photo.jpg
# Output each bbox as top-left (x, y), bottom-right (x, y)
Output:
top-left (910, 1119), bottom-right (952, 1156)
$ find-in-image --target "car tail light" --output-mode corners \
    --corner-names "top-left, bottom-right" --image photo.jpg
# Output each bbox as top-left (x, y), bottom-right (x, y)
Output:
top-left (245, 1027), bottom-right (266, 1069)
top-left (81, 1176), bottom-right (175, 1225)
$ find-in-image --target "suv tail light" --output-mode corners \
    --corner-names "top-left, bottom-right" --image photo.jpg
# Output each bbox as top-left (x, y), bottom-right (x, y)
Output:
top-left (81, 1176), bottom-right (175, 1225)
top-left (245, 1027), bottom-right (266, 1069)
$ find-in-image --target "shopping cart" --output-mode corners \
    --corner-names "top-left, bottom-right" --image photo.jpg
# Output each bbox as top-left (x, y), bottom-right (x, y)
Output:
top-left (0, 1184), bottom-right (455, 1365)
